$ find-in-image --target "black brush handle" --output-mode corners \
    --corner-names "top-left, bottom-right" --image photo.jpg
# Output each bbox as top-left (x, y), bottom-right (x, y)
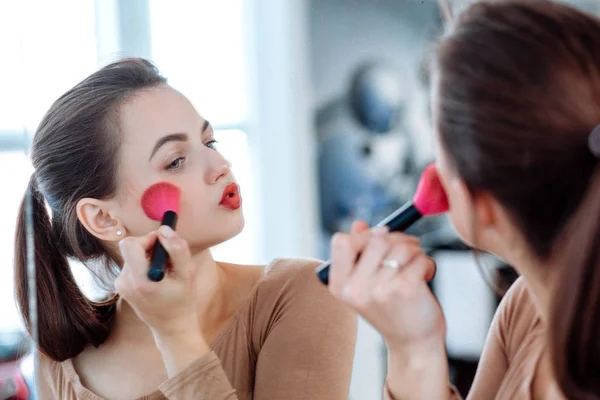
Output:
top-left (316, 202), bottom-right (422, 285)
top-left (148, 210), bottom-right (178, 282)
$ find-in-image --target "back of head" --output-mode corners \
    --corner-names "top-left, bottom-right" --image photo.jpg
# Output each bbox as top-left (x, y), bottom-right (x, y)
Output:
top-left (14, 58), bottom-right (166, 361)
top-left (433, 0), bottom-right (600, 398)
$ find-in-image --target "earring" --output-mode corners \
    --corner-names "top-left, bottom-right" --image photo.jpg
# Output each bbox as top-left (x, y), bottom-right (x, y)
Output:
top-left (116, 230), bottom-right (123, 236)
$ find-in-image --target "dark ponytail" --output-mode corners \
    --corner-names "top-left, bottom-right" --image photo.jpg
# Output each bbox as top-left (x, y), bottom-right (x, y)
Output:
top-left (551, 164), bottom-right (600, 399)
top-left (14, 176), bottom-right (115, 361)
top-left (13, 57), bottom-right (166, 361)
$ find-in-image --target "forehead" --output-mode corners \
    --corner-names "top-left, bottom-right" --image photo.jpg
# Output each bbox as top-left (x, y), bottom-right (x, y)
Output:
top-left (118, 85), bottom-right (202, 144)
top-left (114, 86), bottom-right (203, 194)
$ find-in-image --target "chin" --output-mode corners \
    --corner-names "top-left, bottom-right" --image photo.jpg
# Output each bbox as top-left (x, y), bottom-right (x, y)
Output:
top-left (225, 214), bottom-right (245, 239)
top-left (188, 214), bottom-right (245, 250)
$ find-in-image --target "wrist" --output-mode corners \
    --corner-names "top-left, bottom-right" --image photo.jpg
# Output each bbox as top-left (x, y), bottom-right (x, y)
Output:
top-left (386, 343), bottom-right (449, 400)
top-left (150, 315), bottom-right (202, 340)
top-left (387, 345), bottom-right (446, 376)
top-left (153, 330), bottom-right (211, 378)
top-left (153, 329), bottom-right (208, 351)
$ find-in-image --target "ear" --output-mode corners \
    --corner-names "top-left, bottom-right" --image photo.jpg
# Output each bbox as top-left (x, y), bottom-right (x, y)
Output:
top-left (475, 190), bottom-right (522, 257)
top-left (76, 198), bottom-right (126, 242)
top-left (471, 189), bottom-right (496, 231)
top-left (457, 180), bottom-right (508, 254)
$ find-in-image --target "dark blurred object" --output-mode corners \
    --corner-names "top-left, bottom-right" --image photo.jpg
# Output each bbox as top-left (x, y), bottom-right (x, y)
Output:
top-left (317, 130), bottom-right (400, 232)
top-left (349, 62), bottom-right (405, 134)
top-left (316, 61), bottom-right (421, 236)
top-left (0, 330), bottom-right (31, 400)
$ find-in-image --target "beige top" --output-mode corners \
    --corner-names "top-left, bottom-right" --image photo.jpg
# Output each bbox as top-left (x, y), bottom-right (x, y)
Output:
top-left (37, 258), bottom-right (358, 400)
top-left (465, 277), bottom-right (564, 399)
top-left (385, 277), bottom-right (565, 400)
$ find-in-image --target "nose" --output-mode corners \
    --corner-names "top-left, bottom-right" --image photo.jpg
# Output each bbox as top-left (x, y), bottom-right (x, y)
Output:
top-left (206, 153), bottom-right (231, 184)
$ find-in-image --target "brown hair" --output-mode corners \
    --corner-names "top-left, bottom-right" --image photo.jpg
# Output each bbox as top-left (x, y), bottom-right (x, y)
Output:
top-left (434, 0), bottom-right (600, 398)
top-left (14, 58), bottom-right (166, 361)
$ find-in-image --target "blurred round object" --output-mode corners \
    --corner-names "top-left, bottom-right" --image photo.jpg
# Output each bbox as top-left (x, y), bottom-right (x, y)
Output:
top-left (318, 131), bottom-right (397, 232)
top-left (349, 61), bottom-right (405, 134)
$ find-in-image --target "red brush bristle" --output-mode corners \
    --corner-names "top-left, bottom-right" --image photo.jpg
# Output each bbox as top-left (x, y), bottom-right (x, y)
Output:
top-left (412, 163), bottom-right (449, 216)
top-left (141, 182), bottom-right (181, 221)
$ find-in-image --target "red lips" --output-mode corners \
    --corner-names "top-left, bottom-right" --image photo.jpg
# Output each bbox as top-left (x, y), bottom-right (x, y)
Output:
top-left (220, 183), bottom-right (242, 210)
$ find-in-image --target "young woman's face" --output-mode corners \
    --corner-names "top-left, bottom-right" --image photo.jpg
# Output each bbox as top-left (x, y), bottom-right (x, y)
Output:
top-left (113, 85), bottom-right (244, 251)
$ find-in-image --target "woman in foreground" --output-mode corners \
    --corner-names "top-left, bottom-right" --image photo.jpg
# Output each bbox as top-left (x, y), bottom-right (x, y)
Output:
top-left (329, 1), bottom-right (600, 398)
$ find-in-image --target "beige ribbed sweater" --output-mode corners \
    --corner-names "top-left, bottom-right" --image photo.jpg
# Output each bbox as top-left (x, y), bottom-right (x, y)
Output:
top-left (36, 258), bottom-right (358, 400)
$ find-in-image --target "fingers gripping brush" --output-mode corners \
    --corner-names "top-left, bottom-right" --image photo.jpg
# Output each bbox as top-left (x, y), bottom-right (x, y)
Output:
top-left (316, 163), bottom-right (450, 285)
top-left (141, 182), bottom-right (182, 282)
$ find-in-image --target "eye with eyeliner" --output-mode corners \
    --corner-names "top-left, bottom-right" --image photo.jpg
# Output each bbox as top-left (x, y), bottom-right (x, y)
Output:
top-left (165, 154), bottom-right (185, 171)
top-left (161, 133), bottom-right (218, 171)
top-left (205, 139), bottom-right (218, 150)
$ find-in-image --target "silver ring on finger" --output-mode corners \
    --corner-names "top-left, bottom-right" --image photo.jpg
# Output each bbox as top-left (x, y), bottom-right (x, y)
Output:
top-left (381, 259), bottom-right (401, 271)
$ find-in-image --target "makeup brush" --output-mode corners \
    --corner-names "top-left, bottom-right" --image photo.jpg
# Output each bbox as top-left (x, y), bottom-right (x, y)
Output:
top-left (316, 163), bottom-right (449, 285)
top-left (141, 182), bottom-right (182, 282)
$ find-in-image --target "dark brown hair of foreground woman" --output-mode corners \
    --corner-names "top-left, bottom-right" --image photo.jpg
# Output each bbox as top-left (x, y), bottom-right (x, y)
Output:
top-left (436, 1), bottom-right (600, 396)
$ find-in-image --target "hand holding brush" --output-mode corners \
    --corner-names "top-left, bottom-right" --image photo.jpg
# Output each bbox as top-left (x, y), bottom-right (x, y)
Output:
top-left (115, 227), bottom-right (211, 377)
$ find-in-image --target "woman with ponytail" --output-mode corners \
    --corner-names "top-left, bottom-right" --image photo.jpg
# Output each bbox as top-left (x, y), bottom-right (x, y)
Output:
top-left (327, 0), bottom-right (600, 399)
top-left (14, 58), bottom-right (356, 399)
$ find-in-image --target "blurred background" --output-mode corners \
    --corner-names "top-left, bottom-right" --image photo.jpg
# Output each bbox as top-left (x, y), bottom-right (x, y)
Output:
top-left (0, 0), bottom-right (598, 399)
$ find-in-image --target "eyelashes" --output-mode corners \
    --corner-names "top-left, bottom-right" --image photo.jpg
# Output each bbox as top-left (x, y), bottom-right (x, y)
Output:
top-left (206, 139), bottom-right (218, 150)
top-left (164, 140), bottom-right (219, 171)
top-left (166, 157), bottom-right (185, 171)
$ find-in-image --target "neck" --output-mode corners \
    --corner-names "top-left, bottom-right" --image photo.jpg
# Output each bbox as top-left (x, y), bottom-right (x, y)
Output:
top-left (191, 249), bottom-right (229, 331)
top-left (507, 250), bottom-right (558, 324)
top-left (487, 223), bottom-right (557, 324)
top-left (110, 249), bottom-right (229, 344)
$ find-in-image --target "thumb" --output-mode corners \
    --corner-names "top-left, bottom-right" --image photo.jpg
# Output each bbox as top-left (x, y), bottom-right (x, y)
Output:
top-left (351, 220), bottom-right (370, 233)
top-left (157, 225), bottom-right (192, 274)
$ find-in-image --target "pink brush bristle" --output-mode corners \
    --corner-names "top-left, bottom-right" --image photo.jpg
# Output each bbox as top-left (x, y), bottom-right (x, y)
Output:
top-left (141, 182), bottom-right (181, 221)
top-left (412, 163), bottom-right (449, 216)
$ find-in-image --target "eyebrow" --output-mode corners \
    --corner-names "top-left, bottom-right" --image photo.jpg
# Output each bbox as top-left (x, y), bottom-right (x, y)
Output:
top-left (148, 120), bottom-right (211, 161)
top-left (201, 120), bottom-right (210, 133)
top-left (149, 133), bottom-right (188, 161)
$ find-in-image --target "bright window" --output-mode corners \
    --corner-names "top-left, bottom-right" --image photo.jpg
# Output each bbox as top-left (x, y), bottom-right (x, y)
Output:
top-left (0, 1), bottom-right (257, 332)
top-left (0, 1), bottom-right (98, 134)
top-left (0, 1), bottom-right (98, 331)
top-left (148, 1), bottom-right (258, 264)
top-left (149, 0), bottom-right (248, 126)
top-left (0, 153), bottom-right (33, 331)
